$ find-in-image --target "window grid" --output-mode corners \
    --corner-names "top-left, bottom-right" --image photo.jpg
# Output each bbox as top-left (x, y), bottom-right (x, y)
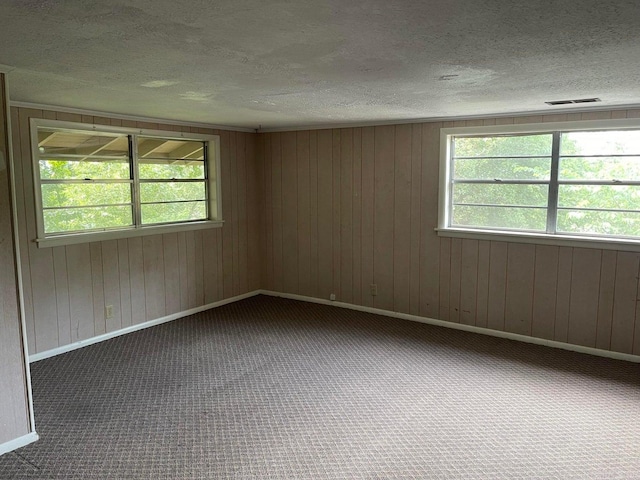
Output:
top-left (33, 120), bottom-right (219, 242)
top-left (449, 128), bottom-right (640, 239)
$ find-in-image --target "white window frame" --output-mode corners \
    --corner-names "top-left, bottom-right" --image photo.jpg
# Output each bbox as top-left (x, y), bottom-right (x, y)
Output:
top-left (30, 119), bottom-right (223, 248)
top-left (438, 117), bottom-right (640, 252)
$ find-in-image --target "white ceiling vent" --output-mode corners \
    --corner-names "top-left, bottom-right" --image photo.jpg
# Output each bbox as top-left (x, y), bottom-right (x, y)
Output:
top-left (545, 98), bottom-right (601, 106)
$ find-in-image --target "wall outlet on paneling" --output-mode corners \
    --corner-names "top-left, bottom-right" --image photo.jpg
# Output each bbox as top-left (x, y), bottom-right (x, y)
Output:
top-left (105, 305), bottom-right (114, 319)
top-left (370, 284), bottom-right (378, 296)
top-left (329, 294), bottom-right (336, 301)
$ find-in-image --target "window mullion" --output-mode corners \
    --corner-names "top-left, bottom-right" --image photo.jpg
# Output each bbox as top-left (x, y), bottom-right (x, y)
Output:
top-left (130, 135), bottom-right (142, 228)
top-left (546, 132), bottom-right (561, 234)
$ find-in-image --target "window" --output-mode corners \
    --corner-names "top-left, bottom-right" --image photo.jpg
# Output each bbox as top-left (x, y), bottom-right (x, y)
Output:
top-left (31, 119), bottom-right (221, 247)
top-left (439, 119), bottom-right (640, 246)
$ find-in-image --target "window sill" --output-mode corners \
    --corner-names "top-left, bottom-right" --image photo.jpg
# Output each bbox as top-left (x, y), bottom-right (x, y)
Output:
top-left (36, 220), bottom-right (224, 248)
top-left (436, 227), bottom-right (640, 252)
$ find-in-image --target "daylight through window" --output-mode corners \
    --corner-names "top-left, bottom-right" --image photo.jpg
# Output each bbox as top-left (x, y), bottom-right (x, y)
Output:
top-left (32, 120), bottom-right (221, 245)
top-left (441, 121), bottom-right (640, 242)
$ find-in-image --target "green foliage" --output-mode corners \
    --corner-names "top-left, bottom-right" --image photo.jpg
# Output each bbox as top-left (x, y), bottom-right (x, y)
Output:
top-left (40, 158), bottom-right (208, 234)
top-left (452, 131), bottom-right (640, 236)
top-left (138, 161), bottom-right (204, 180)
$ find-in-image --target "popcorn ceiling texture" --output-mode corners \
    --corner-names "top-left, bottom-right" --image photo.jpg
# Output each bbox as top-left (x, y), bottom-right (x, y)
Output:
top-left (1, 1), bottom-right (640, 128)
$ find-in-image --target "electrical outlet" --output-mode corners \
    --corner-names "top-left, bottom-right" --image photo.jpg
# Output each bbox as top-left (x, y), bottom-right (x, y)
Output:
top-left (105, 305), bottom-right (114, 319)
top-left (329, 293), bottom-right (336, 301)
top-left (370, 284), bottom-right (378, 296)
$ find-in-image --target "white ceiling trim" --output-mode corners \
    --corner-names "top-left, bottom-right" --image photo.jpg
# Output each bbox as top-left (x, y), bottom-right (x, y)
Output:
top-left (257, 104), bottom-right (640, 133)
top-left (9, 101), bottom-right (257, 133)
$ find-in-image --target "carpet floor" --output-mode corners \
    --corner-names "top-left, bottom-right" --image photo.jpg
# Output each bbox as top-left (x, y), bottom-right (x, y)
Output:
top-left (1, 295), bottom-right (639, 479)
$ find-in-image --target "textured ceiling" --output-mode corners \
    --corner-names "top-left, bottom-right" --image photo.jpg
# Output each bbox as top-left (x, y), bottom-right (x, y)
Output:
top-left (2, 0), bottom-right (640, 129)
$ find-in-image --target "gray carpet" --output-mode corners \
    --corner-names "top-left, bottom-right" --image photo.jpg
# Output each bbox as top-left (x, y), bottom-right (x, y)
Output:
top-left (1, 295), bottom-right (639, 479)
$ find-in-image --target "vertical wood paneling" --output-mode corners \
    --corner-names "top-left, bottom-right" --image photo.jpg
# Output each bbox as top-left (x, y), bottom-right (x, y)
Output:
top-left (263, 134), bottom-right (274, 290)
top-left (270, 133), bottom-right (284, 292)
top-left (409, 124), bottom-right (422, 316)
top-left (595, 250), bottom-right (617, 350)
top-left (52, 247), bottom-right (71, 346)
top-left (202, 228), bottom-right (219, 303)
top-left (230, 132), bottom-right (240, 296)
top-left (568, 248), bottom-right (602, 347)
top-left (186, 231), bottom-right (197, 308)
top-left (439, 237), bottom-right (451, 321)
top-left (0, 73), bottom-right (30, 442)
top-left (15, 107), bottom-right (640, 358)
top-left (142, 235), bottom-right (165, 321)
top-left (246, 134), bottom-right (260, 291)
top-left (101, 240), bottom-right (121, 332)
top-left (177, 232), bottom-right (189, 310)
top-left (487, 242), bottom-right (508, 331)
top-left (393, 124), bottom-right (411, 314)
top-left (419, 123), bottom-right (441, 318)
top-left (554, 247), bottom-right (573, 343)
top-left (504, 243), bottom-right (535, 335)
top-left (309, 131), bottom-right (319, 298)
top-left (531, 245), bottom-right (559, 340)
top-left (317, 130), bottom-right (333, 299)
top-left (66, 244), bottom-right (93, 341)
top-left (352, 128), bottom-right (362, 305)
top-left (128, 237), bottom-right (146, 326)
top-left (448, 238), bottom-right (462, 323)
top-left (221, 131), bottom-right (235, 297)
top-left (296, 131), bottom-right (311, 296)
top-left (340, 129), bottom-right (353, 304)
top-left (611, 252), bottom-right (639, 354)
top-left (459, 239), bottom-right (479, 326)
top-left (373, 126), bottom-right (395, 310)
top-left (117, 239), bottom-right (132, 328)
top-left (237, 133), bottom-right (248, 294)
top-left (360, 127), bottom-right (375, 307)
top-left (281, 132), bottom-right (298, 294)
top-left (163, 233), bottom-right (181, 315)
top-left (90, 243), bottom-right (105, 337)
top-left (13, 107), bottom-right (261, 355)
top-left (10, 107), bottom-right (35, 353)
top-left (475, 241), bottom-right (491, 328)
top-left (194, 232), bottom-right (204, 305)
top-left (332, 130), bottom-right (341, 299)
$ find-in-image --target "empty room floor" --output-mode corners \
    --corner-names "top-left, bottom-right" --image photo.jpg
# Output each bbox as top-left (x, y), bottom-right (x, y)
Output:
top-left (1, 295), bottom-right (639, 479)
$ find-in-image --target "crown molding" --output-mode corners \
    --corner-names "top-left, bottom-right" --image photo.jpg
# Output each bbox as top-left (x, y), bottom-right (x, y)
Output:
top-left (9, 101), bottom-right (257, 133)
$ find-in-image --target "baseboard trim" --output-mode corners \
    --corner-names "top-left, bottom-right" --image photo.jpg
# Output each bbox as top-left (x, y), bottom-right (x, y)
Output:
top-left (29, 291), bottom-right (261, 363)
top-left (258, 290), bottom-right (640, 364)
top-left (0, 432), bottom-right (39, 457)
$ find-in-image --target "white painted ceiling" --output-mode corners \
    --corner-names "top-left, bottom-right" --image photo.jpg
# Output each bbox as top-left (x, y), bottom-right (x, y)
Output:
top-left (2, 0), bottom-right (640, 129)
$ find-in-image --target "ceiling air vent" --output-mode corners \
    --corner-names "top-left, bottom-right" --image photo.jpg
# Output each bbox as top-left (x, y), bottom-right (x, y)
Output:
top-left (545, 98), bottom-right (601, 106)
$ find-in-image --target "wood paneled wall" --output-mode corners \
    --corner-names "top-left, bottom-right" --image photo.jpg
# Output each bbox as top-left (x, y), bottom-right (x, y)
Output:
top-left (11, 107), bottom-right (263, 355)
top-left (260, 109), bottom-right (640, 356)
top-left (0, 75), bottom-right (30, 444)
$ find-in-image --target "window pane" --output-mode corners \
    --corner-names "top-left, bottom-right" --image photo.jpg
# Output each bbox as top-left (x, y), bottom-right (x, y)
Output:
top-left (557, 209), bottom-right (640, 237)
top-left (452, 205), bottom-right (547, 231)
top-left (38, 129), bottom-right (128, 158)
top-left (41, 183), bottom-right (131, 208)
top-left (454, 134), bottom-right (553, 157)
top-left (453, 184), bottom-right (548, 207)
top-left (39, 159), bottom-right (130, 180)
top-left (138, 161), bottom-right (204, 180)
top-left (137, 138), bottom-right (204, 161)
top-left (141, 201), bottom-right (207, 224)
top-left (561, 130), bottom-right (640, 155)
top-left (139, 182), bottom-right (206, 203)
top-left (43, 206), bottom-right (133, 234)
top-left (558, 185), bottom-right (640, 211)
top-left (558, 156), bottom-right (640, 181)
top-left (454, 157), bottom-right (550, 180)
